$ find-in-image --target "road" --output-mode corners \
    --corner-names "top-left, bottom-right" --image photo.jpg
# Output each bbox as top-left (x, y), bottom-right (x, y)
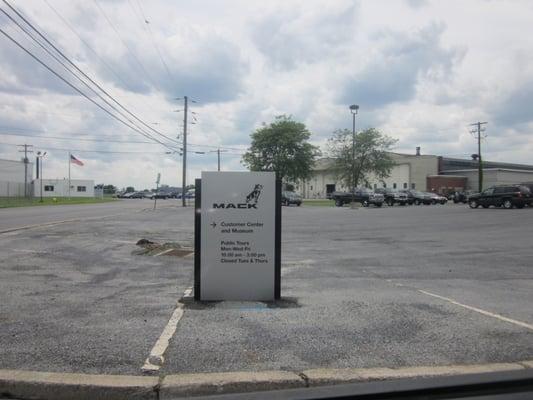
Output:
top-left (0, 203), bottom-right (532, 375)
top-left (0, 199), bottom-right (181, 232)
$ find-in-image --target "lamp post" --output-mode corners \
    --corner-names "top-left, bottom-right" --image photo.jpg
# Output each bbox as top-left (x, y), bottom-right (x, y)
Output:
top-left (349, 104), bottom-right (359, 209)
top-left (36, 151), bottom-right (47, 202)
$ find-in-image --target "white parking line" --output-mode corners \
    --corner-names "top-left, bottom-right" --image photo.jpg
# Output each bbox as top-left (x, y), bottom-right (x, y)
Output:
top-left (418, 289), bottom-right (533, 331)
top-left (141, 287), bottom-right (193, 373)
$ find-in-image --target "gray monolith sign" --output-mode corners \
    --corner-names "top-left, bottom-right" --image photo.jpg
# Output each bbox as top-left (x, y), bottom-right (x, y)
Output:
top-left (194, 171), bottom-right (281, 301)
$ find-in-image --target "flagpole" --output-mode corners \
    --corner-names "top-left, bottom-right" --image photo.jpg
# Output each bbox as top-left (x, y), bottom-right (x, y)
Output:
top-left (68, 151), bottom-right (71, 199)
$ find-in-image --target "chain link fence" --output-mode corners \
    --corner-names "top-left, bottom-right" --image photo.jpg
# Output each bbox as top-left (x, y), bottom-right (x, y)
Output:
top-left (0, 181), bottom-right (33, 198)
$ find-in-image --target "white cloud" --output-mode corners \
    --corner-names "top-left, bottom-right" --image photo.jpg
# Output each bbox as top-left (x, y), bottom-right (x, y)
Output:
top-left (1, 0), bottom-right (533, 189)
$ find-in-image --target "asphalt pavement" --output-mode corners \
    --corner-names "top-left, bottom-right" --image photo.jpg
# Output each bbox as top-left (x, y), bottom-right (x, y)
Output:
top-left (0, 198), bottom-right (180, 232)
top-left (0, 202), bottom-right (532, 376)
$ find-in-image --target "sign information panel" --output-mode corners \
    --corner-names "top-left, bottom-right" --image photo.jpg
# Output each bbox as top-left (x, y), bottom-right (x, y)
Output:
top-left (195, 171), bottom-right (280, 301)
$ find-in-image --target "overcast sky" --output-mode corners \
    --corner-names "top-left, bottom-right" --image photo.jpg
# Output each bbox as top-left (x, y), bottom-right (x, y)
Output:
top-left (1, 0), bottom-right (532, 189)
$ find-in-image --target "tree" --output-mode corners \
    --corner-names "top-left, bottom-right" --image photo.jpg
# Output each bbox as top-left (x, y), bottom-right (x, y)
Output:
top-left (103, 184), bottom-right (117, 194)
top-left (241, 115), bottom-right (320, 182)
top-left (125, 186), bottom-right (135, 193)
top-left (327, 128), bottom-right (397, 189)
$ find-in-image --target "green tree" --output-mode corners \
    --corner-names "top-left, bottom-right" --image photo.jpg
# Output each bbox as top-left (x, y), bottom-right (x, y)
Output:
top-left (241, 115), bottom-right (320, 182)
top-left (125, 186), bottom-right (135, 193)
top-left (327, 128), bottom-right (397, 189)
top-left (103, 184), bottom-right (117, 194)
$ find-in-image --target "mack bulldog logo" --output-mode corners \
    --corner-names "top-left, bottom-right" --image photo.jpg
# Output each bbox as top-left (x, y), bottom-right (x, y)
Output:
top-left (213, 184), bottom-right (263, 209)
top-left (245, 184), bottom-right (263, 205)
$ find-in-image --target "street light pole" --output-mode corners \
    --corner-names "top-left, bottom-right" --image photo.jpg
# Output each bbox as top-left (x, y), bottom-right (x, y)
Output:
top-left (182, 96), bottom-right (188, 207)
top-left (36, 151), bottom-right (47, 202)
top-left (349, 104), bottom-right (359, 209)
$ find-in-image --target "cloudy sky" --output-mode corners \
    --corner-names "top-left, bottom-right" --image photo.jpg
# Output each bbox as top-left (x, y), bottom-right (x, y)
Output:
top-left (1, 0), bottom-right (532, 189)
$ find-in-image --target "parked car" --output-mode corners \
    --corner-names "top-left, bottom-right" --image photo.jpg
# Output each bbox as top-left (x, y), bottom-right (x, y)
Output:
top-left (129, 191), bottom-right (146, 199)
top-left (426, 192), bottom-right (448, 205)
top-left (407, 190), bottom-right (433, 205)
top-left (452, 190), bottom-right (474, 204)
top-left (149, 192), bottom-right (169, 199)
top-left (468, 185), bottom-right (531, 209)
top-left (399, 189), bottom-right (415, 205)
top-left (520, 183), bottom-right (533, 204)
top-left (121, 192), bottom-right (135, 199)
top-left (168, 191), bottom-right (181, 199)
top-left (374, 188), bottom-right (409, 206)
top-left (331, 188), bottom-right (384, 207)
top-left (281, 191), bottom-right (302, 206)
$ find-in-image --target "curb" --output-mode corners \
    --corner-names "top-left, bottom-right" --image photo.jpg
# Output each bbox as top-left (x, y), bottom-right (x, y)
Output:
top-left (0, 370), bottom-right (158, 400)
top-left (1, 360), bottom-right (532, 400)
top-left (302, 361), bottom-right (525, 387)
top-left (160, 370), bottom-right (304, 398)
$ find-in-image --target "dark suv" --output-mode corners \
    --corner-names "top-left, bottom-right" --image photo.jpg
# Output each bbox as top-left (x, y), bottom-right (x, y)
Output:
top-left (374, 188), bottom-right (409, 206)
top-left (468, 185), bottom-right (531, 209)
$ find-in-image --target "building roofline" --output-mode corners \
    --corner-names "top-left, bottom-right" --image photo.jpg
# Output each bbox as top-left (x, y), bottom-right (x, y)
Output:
top-left (428, 174), bottom-right (467, 178)
top-left (442, 156), bottom-right (533, 169)
top-left (442, 168), bottom-right (533, 173)
top-left (0, 158), bottom-right (33, 164)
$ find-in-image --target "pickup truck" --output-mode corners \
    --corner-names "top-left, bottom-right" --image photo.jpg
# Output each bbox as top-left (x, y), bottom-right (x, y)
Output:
top-left (331, 188), bottom-right (384, 207)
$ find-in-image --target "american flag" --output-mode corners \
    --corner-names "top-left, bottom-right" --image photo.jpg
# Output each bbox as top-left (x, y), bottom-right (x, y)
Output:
top-left (70, 154), bottom-right (84, 166)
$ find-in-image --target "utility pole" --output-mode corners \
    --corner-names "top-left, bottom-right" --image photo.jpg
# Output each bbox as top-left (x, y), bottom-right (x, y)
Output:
top-left (18, 144), bottom-right (33, 198)
top-left (182, 96), bottom-right (188, 207)
top-left (469, 122), bottom-right (487, 192)
top-left (210, 148), bottom-right (227, 171)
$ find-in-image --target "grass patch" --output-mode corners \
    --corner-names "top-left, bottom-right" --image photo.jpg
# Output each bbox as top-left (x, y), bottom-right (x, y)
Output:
top-left (0, 197), bottom-right (118, 208)
top-left (303, 199), bottom-right (335, 207)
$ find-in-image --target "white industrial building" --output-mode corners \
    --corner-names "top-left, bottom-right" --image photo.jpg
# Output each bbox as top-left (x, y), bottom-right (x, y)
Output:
top-left (298, 150), bottom-right (533, 198)
top-left (298, 152), bottom-right (440, 198)
top-left (0, 158), bottom-right (33, 197)
top-left (33, 178), bottom-right (95, 198)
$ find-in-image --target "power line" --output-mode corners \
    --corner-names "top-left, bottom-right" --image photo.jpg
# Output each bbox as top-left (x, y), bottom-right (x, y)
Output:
top-left (0, 141), bottom-right (169, 154)
top-left (1, 140), bottom-right (218, 156)
top-left (0, 5), bottom-right (166, 147)
top-left (0, 131), bottom-right (161, 144)
top-left (0, 126), bottom-right (247, 152)
top-left (42, 0), bottom-right (131, 90)
top-left (1, 0), bottom-right (180, 147)
top-left (128, 0), bottom-right (173, 82)
top-left (92, 0), bottom-right (159, 90)
top-left (0, 14), bottom-right (178, 152)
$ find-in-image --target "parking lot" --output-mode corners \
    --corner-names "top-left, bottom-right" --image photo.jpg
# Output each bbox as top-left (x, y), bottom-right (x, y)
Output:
top-left (0, 202), bottom-right (532, 376)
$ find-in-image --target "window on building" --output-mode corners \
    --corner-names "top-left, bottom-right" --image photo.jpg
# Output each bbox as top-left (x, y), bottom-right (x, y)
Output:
top-left (383, 183), bottom-right (387, 188)
top-left (310, 185), bottom-right (313, 191)
top-left (411, 183), bottom-right (416, 189)
top-left (393, 183), bottom-right (397, 189)
top-left (373, 184), bottom-right (377, 189)
top-left (44, 185), bottom-right (54, 192)
top-left (77, 186), bottom-right (86, 192)
top-left (403, 183), bottom-right (408, 189)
